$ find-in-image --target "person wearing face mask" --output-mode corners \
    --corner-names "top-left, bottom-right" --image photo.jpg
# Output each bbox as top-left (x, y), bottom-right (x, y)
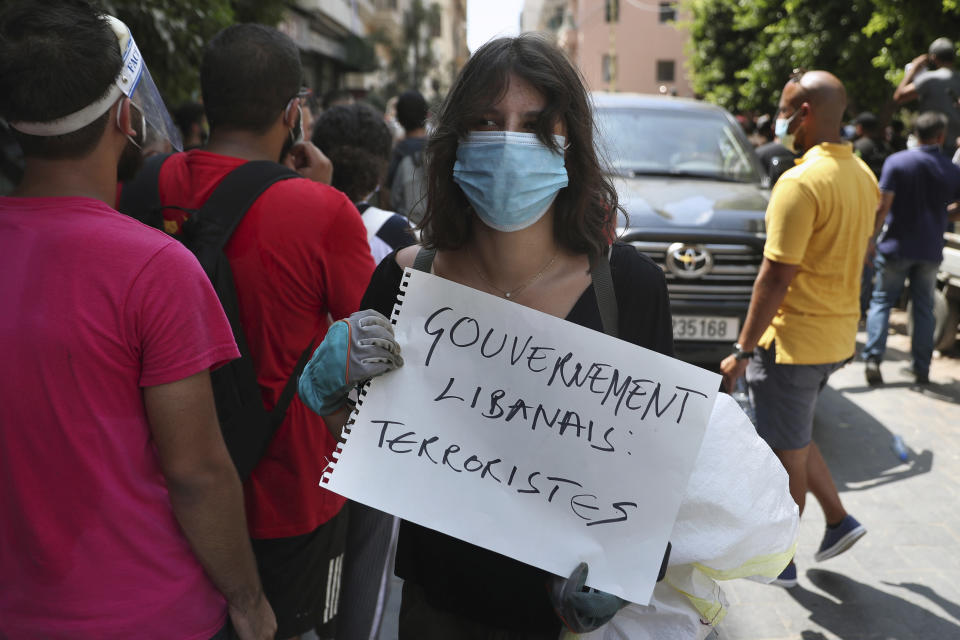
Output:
top-left (721, 70), bottom-right (879, 588)
top-left (298, 35), bottom-right (800, 640)
top-left (755, 113), bottom-right (799, 186)
top-left (119, 23), bottom-right (376, 640)
top-left (0, 2), bottom-right (277, 638)
top-left (307, 35), bottom-right (670, 638)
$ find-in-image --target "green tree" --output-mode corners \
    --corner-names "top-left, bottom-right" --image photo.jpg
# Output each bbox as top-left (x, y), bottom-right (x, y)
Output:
top-left (99, 0), bottom-right (287, 105)
top-left (685, 0), bottom-right (761, 111)
top-left (686, 0), bottom-right (960, 119)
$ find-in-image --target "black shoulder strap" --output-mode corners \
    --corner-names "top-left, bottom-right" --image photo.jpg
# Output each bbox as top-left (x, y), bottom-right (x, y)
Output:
top-left (413, 246), bottom-right (619, 336)
top-left (270, 342), bottom-right (315, 428)
top-left (590, 247), bottom-right (619, 337)
top-left (191, 161), bottom-right (299, 274)
top-left (197, 161), bottom-right (305, 425)
top-left (117, 152), bottom-right (172, 229)
top-left (413, 247), bottom-right (437, 272)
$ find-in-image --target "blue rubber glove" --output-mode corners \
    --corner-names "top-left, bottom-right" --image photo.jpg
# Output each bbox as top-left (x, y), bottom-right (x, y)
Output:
top-left (298, 310), bottom-right (403, 416)
top-left (548, 562), bottom-right (627, 633)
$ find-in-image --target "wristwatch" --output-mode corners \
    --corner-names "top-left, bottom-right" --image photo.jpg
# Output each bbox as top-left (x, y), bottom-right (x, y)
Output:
top-left (732, 342), bottom-right (754, 361)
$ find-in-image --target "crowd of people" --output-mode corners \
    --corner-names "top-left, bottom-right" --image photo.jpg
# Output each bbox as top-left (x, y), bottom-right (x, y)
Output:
top-left (725, 37), bottom-right (960, 588)
top-left (736, 37), bottom-right (960, 391)
top-left (2, 1), bottom-right (958, 639)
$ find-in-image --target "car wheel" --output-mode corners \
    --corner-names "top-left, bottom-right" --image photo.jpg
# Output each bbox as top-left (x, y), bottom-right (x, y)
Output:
top-left (907, 288), bottom-right (957, 351)
top-left (936, 298), bottom-right (959, 351)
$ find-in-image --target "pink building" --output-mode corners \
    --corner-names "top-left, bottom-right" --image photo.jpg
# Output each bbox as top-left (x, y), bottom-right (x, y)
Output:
top-left (523, 0), bottom-right (692, 97)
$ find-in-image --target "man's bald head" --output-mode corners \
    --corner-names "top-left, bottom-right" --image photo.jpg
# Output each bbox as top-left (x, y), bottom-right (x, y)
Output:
top-left (785, 71), bottom-right (846, 125)
top-left (778, 70), bottom-right (847, 151)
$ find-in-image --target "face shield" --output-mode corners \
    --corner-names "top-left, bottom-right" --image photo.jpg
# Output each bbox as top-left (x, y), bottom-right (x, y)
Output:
top-left (8, 15), bottom-right (182, 152)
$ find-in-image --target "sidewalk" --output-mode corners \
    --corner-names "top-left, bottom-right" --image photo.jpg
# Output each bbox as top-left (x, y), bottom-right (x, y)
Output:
top-left (719, 319), bottom-right (960, 639)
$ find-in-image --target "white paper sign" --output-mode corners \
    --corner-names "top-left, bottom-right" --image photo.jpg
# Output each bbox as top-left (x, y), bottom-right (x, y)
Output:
top-left (322, 268), bottom-right (720, 604)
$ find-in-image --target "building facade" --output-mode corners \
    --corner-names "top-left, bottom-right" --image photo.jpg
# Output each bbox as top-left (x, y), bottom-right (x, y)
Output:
top-left (279, 0), bottom-right (467, 105)
top-left (433, 0), bottom-right (469, 96)
top-left (367, 0), bottom-right (468, 102)
top-left (279, 1), bottom-right (376, 99)
top-left (523, 0), bottom-right (692, 97)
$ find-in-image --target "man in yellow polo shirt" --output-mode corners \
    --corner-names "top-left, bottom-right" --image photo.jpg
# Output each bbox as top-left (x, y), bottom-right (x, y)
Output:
top-left (720, 70), bottom-right (879, 589)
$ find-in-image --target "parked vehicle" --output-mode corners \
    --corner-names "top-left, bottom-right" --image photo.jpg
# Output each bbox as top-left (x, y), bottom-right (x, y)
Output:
top-left (908, 231), bottom-right (960, 351)
top-left (592, 93), bottom-right (770, 364)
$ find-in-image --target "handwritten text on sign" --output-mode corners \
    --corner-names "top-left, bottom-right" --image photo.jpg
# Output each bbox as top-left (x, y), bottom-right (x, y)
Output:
top-left (322, 268), bottom-right (719, 604)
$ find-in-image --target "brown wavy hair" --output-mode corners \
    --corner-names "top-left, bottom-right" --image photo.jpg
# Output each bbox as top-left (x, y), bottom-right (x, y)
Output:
top-left (419, 34), bottom-right (619, 257)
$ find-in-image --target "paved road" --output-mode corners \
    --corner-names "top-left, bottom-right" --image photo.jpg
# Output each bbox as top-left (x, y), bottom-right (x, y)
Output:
top-left (375, 314), bottom-right (960, 640)
top-left (720, 316), bottom-right (960, 640)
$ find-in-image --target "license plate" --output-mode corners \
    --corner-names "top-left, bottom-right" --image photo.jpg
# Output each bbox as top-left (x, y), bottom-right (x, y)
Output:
top-left (672, 315), bottom-right (739, 341)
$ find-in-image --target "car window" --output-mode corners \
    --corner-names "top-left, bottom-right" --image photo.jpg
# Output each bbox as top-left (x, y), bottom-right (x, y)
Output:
top-left (595, 107), bottom-right (760, 183)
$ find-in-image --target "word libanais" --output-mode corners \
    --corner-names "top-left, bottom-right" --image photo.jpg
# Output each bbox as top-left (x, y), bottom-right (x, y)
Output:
top-left (374, 419), bottom-right (638, 528)
top-left (434, 376), bottom-right (617, 453)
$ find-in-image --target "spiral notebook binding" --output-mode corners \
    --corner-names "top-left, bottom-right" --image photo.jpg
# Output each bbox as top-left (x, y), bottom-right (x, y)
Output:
top-left (320, 378), bottom-right (375, 485)
top-left (322, 273), bottom-right (413, 485)
top-left (390, 270), bottom-right (412, 326)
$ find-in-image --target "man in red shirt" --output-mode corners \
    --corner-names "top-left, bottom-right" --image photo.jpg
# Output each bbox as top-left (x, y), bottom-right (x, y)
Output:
top-left (0, 2), bottom-right (274, 639)
top-left (154, 24), bottom-right (376, 640)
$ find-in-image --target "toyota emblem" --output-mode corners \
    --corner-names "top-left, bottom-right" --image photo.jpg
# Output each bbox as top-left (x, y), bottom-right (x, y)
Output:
top-left (665, 243), bottom-right (713, 278)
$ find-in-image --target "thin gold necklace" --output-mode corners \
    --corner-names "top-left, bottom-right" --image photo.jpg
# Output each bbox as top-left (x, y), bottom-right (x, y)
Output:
top-left (470, 248), bottom-right (559, 300)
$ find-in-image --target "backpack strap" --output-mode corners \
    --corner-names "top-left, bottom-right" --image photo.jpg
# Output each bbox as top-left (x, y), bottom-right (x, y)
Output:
top-left (412, 247), bottom-right (437, 272)
top-left (413, 245), bottom-right (619, 337)
top-left (590, 247), bottom-right (619, 337)
top-left (194, 161), bottom-right (307, 430)
top-left (190, 161), bottom-right (299, 272)
top-left (270, 341), bottom-right (315, 430)
top-left (117, 152), bottom-right (171, 229)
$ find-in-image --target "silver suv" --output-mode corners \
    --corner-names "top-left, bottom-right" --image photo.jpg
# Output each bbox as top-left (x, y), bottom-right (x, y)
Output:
top-left (593, 93), bottom-right (770, 364)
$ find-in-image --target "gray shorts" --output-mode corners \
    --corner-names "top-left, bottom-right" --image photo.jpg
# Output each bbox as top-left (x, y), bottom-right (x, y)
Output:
top-left (746, 342), bottom-right (846, 450)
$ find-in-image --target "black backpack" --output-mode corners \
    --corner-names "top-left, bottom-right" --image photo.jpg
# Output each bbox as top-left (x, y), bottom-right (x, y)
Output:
top-left (118, 153), bottom-right (312, 480)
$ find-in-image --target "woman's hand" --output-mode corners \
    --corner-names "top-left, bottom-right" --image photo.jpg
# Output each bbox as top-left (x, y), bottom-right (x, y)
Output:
top-left (298, 310), bottom-right (403, 417)
top-left (548, 562), bottom-right (627, 633)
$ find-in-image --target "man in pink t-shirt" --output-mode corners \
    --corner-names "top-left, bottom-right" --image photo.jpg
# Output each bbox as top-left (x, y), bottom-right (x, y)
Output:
top-left (0, 2), bottom-right (275, 639)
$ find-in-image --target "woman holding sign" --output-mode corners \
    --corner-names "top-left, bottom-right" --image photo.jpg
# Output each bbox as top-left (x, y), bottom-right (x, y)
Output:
top-left (299, 34), bottom-right (796, 640)
top-left (300, 33), bottom-right (672, 638)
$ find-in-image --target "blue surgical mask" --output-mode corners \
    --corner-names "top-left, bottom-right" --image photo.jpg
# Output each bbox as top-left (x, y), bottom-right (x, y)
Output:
top-left (774, 109), bottom-right (800, 153)
top-left (453, 131), bottom-right (569, 232)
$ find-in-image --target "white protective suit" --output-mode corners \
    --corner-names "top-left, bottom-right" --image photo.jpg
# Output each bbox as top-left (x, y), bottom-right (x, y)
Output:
top-left (567, 393), bottom-right (800, 640)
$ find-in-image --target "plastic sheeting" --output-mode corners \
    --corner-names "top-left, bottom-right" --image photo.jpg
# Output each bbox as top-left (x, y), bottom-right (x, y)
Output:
top-left (569, 393), bottom-right (799, 640)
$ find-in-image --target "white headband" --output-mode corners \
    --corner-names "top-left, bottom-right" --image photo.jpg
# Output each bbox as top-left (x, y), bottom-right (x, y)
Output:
top-left (9, 16), bottom-right (144, 137)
